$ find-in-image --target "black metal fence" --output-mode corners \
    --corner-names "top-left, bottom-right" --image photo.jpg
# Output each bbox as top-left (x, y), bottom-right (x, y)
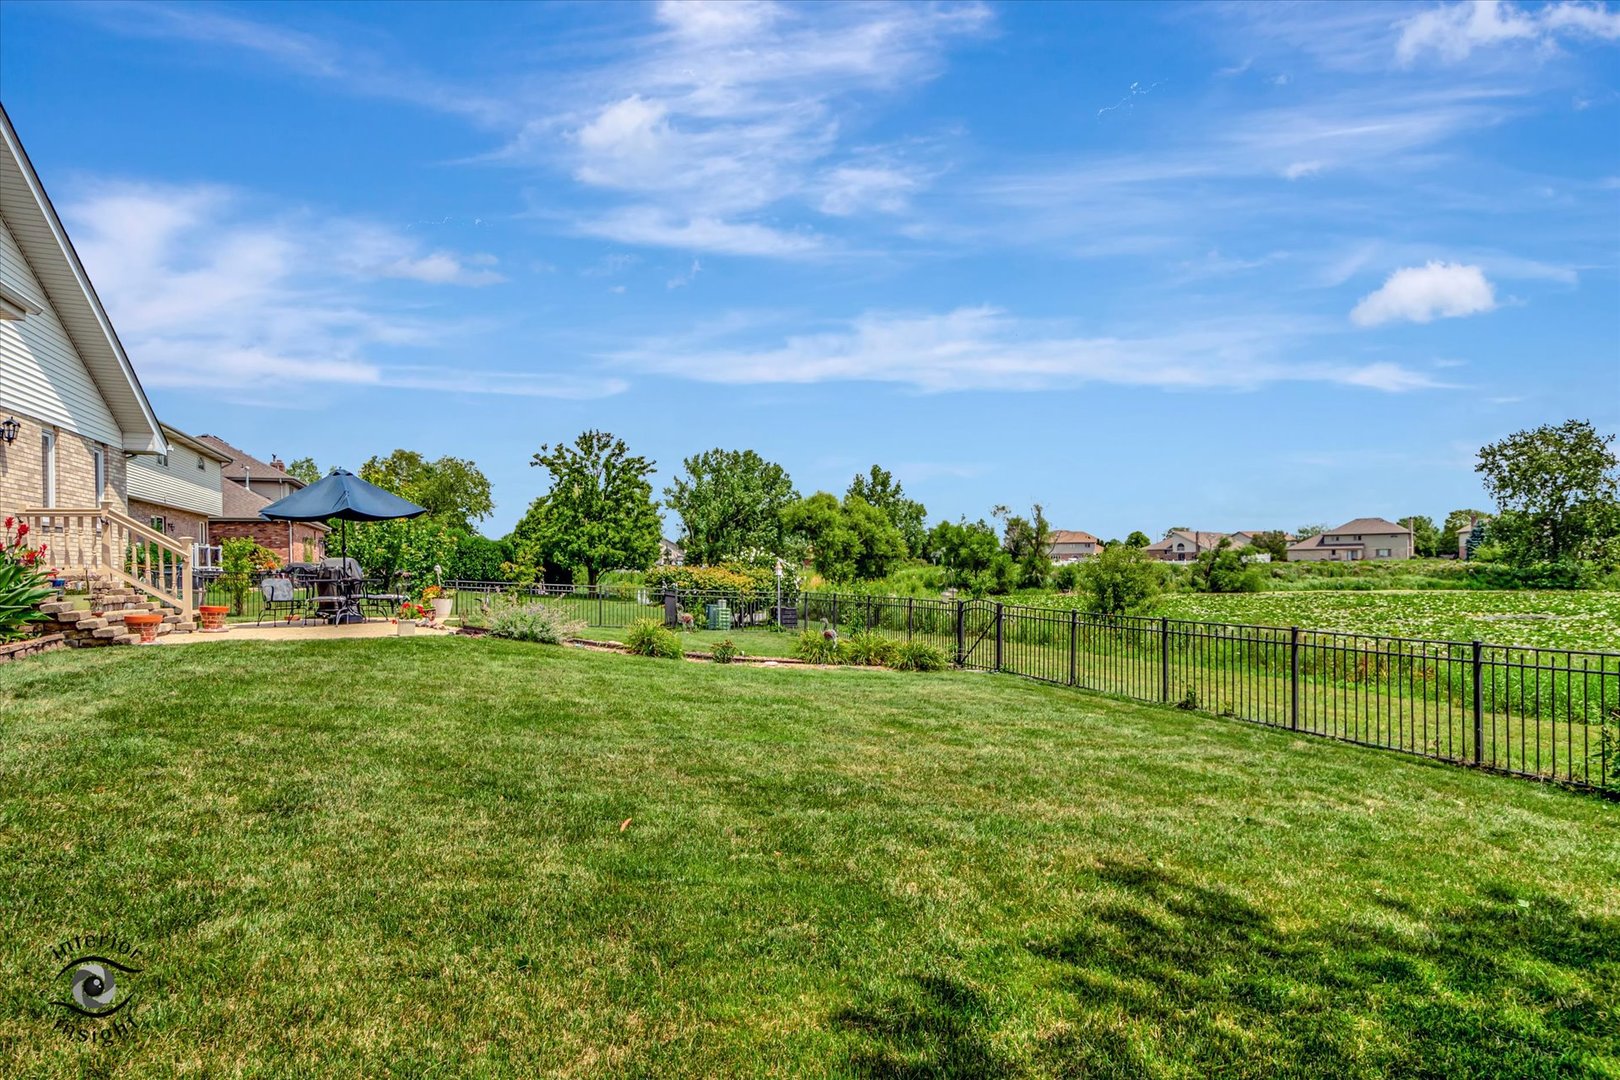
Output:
top-left (450, 583), bottom-right (1618, 795)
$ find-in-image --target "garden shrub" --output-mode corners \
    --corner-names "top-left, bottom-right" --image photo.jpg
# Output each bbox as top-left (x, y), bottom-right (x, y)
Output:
top-left (2, 517), bottom-right (52, 642)
top-left (711, 639), bottom-right (741, 664)
top-left (219, 537), bottom-right (281, 615)
top-left (893, 640), bottom-right (948, 672)
top-left (486, 600), bottom-right (585, 644)
top-left (648, 563), bottom-right (795, 607)
top-left (795, 627), bottom-right (844, 665)
top-left (625, 619), bottom-right (685, 659)
top-left (844, 629), bottom-right (900, 667)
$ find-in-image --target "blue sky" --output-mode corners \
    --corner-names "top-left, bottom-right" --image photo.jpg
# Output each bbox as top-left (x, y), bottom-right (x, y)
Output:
top-left (2, 0), bottom-right (1617, 539)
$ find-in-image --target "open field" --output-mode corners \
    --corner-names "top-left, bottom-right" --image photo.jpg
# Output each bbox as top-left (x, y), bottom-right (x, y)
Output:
top-left (2, 638), bottom-right (1617, 1076)
top-left (1152, 589), bottom-right (1620, 652)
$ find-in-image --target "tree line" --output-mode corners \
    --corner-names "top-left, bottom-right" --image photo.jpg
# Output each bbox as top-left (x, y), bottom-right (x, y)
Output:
top-left (311, 418), bottom-right (1619, 596)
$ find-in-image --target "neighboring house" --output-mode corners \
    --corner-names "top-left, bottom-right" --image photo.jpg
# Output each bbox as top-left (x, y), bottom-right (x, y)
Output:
top-left (195, 434), bottom-right (328, 565)
top-left (658, 538), bottom-right (685, 566)
top-left (1287, 518), bottom-right (1414, 561)
top-left (0, 103), bottom-right (166, 524)
top-left (1048, 529), bottom-right (1102, 563)
top-left (1145, 530), bottom-right (1228, 562)
top-left (127, 423), bottom-right (230, 556)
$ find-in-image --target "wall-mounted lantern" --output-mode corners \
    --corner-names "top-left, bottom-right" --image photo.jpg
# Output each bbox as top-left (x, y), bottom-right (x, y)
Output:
top-left (0, 416), bottom-right (20, 444)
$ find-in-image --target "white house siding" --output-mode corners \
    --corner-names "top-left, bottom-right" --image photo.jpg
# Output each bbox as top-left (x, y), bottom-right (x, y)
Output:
top-left (128, 449), bottom-right (224, 519)
top-left (0, 215), bottom-right (121, 447)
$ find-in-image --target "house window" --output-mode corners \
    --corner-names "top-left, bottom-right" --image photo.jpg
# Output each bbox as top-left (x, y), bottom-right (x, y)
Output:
top-left (93, 447), bottom-right (106, 501)
top-left (1375, 548), bottom-right (1391, 558)
top-left (197, 454), bottom-right (205, 470)
top-left (157, 452), bottom-right (169, 467)
top-left (41, 430), bottom-right (56, 507)
top-left (150, 515), bottom-right (166, 533)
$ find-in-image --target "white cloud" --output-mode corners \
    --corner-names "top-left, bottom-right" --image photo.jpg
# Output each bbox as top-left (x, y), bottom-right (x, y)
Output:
top-left (515, 1), bottom-right (991, 254)
top-left (66, 181), bottom-right (618, 399)
top-left (611, 306), bottom-right (1446, 393)
top-left (1350, 261), bottom-right (1498, 326)
top-left (1396, 1), bottom-right (1620, 66)
top-left (575, 207), bottom-right (825, 257)
top-left (1283, 160), bottom-right (1324, 180)
top-left (817, 165), bottom-right (923, 216)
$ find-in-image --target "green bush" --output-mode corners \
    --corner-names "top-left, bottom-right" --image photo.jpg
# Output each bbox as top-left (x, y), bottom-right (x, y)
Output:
top-left (893, 640), bottom-right (948, 672)
top-left (794, 627), bottom-right (844, 665)
top-left (1, 558), bottom-right (52, 642)
top-left (844, 629), bottom-right (900, 667)
top-left (485, 600), bottom-right (584, 644)
top-left (625, 619), bottom-right (685, 659)
top-left (710, 639), bottom-right (741, 664)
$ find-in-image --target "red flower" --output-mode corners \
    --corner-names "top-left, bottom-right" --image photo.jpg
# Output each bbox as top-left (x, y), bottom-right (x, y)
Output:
top-left (16, 522), bottom-right (28, 538)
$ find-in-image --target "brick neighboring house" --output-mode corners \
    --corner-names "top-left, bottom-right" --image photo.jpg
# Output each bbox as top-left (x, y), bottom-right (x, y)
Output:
top-left (126, 424), bottom-right (230, 556)
top-left (1145, 530), bottom-right (1228, 562)
top-left (196, 435), bottom-right (328, 565)
top-left (1287, 518), bottom-right (1413, 561)
top-left (658, 538), bottom-right (685, 566)
top-left (1048, 529), bottom-right (1102, 563)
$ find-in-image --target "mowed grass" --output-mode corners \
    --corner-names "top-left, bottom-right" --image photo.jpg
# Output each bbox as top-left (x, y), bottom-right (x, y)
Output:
top-left (0, 639), bottom-right (1616, 1078)
top-left (582, 624), bottom-right (805, 658)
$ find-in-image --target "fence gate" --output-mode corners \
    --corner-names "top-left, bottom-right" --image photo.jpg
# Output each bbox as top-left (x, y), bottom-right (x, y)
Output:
top-left (958, 599), bottom-right (999, 670)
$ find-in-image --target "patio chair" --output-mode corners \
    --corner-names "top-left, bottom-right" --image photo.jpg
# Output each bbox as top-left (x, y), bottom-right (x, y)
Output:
top-left (256, 576), bottom-right (307, 626)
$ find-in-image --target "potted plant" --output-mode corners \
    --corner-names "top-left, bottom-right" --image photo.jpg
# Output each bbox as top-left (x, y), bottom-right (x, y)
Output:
top-left (420, 584), bottom-right (453, 626)
top-left (124, 611), bottom-right (163, 644)
top-left (396, 601), bottom-right (426, 637)
top-left (198, 604), bottom-right (230, 632)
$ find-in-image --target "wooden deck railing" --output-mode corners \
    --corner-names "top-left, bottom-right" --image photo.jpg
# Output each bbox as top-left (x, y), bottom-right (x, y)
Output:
top-left (16, 504), bottom-right (195, 617)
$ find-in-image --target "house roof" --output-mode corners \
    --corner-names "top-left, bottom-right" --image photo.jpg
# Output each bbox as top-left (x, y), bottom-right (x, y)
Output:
top-left (1049, 530), bottom-right (1100, 545)
top-left (0, 104), bottom-right (166, 454)
top-left (1145, 530), bottom-right (1227, 552)
top-left (214, 478), bottom-right (328, 530)
top-left (1329, 517), bottom-right (1411, 535)
top-left (160, 424), bottom-right (232, 463)
top-left (194, 434), bottom-right (305, 487)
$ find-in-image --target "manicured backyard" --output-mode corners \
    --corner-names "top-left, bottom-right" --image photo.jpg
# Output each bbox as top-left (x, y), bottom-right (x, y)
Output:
top-left (1, 637), bottom-right (1615, 1076)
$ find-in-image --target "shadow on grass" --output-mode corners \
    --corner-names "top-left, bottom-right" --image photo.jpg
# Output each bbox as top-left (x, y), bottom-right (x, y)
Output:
top-left (838, 862), bottom-right (1618, 1078)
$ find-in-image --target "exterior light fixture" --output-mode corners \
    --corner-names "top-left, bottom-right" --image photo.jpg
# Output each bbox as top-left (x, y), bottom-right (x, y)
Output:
top-left (0, 416), bottom-right (19, 444)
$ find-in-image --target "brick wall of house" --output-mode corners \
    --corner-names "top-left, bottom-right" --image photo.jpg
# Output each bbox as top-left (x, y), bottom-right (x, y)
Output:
top-left (127, 498), bottom-right (207, 546)
top-left (0, 407), bottom-right (128, 521)
top-left (211, 520), bottom-right (327, 566)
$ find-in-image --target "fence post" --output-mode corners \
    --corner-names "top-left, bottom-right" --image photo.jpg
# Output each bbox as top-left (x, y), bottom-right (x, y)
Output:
top-left (907, 596), bottom-right (914, 641)
top-left (832, 594), bottom-right (839, 629)
top-left (598, 587), bottom-right (605, 627)
top-left (955, 600), bottom-right (965, 667)
top-left (1160, 617), bottom-right (1171, 703)
top-left (1069, 610), bottom-right (1078, 687)
top-left (994, 603), bottom-right (1004, 672)
top-left (1472, 639), bottom-right (1484, 766)
top-left (1289, 627), bottom-right (1300, 731)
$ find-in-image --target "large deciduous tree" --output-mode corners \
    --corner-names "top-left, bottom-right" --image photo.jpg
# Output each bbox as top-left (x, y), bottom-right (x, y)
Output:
top-left (1476, 419), bottom-right (1620, 566)
top-left (846, 465), bottom-right (928, 558)
top-left (998, 503), bottom-right (1054, 589)
top-left (515, 431), bottom-right (662, 586)
top-left (1077, 542), bottom-right (1165, 615)
top-left (664, 448), bottom-right (797, 565)
top-left (782, 493), bottom-right (905, 583)
top-left (1398, 515), bottom-right (1441, 558)
top-left (360, 449), bottom-right (494, 530)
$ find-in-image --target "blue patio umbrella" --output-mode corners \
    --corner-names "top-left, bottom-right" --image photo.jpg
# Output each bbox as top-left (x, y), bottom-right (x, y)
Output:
top-left (260, 469), bottom-right (427, 621)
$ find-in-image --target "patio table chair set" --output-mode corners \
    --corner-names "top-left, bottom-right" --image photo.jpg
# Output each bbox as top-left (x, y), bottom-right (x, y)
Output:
top-left (255, 560), bottom-right (413, 626)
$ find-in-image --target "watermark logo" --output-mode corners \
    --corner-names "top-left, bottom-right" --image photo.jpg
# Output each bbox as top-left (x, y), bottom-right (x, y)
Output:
top-left (47, 933), bottom-right (145, 1042)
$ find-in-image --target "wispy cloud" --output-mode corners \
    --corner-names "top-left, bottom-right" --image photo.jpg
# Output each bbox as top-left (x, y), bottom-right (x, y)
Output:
top-left (610, 306), bottom-right (1449, 393)
top-left (66, 181), bottom-right (619, 399)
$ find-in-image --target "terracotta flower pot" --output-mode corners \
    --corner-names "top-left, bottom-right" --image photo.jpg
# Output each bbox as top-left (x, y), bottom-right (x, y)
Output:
top-left (199, 605), bottom-right (230, 632)
top-left (124, 612), bottom-right (163, 644)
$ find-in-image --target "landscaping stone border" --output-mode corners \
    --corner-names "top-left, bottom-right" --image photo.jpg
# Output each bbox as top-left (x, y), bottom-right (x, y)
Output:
top-left (0, 633), bottom-right (67, 664)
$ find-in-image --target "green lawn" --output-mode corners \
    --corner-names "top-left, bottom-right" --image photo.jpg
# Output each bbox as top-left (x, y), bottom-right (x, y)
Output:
top-left (2, 638), bottom-right (1616, 1077)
